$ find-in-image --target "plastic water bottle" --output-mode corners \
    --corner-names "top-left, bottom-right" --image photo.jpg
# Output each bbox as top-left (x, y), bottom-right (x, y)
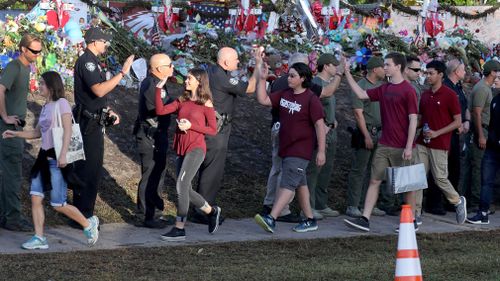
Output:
top-left (423, 123), bottom-right (431, 144)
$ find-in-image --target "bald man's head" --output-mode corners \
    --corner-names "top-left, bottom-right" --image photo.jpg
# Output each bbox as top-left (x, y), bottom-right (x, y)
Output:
top-left (150, 53), bottom-right (174, 79)
top-left (446, 59), bottom-right (465, 81)
top-left (217, 47), bottom-right (239, 71)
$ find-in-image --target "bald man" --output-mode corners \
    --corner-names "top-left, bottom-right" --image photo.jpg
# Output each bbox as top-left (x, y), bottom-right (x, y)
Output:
top-left (190, 47), bottom-right (262, 224)
top-left (133, 53), bottom-right (174, 228)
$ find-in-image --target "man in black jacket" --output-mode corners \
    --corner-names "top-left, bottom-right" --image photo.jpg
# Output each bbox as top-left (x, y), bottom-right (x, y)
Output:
top-left (134, 54), bottom-right (174, 228)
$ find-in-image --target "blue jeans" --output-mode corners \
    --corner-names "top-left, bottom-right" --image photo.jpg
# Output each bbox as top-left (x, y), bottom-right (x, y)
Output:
top-left (30, 159), bottom-right (67, 207)
top-left (479, 149), bottom-right (500, 212)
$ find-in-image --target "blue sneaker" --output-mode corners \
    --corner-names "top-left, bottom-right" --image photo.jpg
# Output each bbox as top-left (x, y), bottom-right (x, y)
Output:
top-left (21, 235), bottom-right (48, 250)
top-left (254, 214), bottom-right (275, 233)
top-left (293, 218), bottom-right (318, 233)
top-left (83, 216), bottom-right (99, 246)
top-left (466, 212), bottom-right (489, 225)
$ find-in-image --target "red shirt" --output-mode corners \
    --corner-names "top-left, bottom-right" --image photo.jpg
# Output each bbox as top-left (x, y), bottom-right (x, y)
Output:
top-left (417, 85), bottom-right (461, 150)
top-left (155, 88), bottom-right (216, 155)
top-left (367, 80), bottom-right (418, 149)
top-left (270, 88), bottom-right (324, 160)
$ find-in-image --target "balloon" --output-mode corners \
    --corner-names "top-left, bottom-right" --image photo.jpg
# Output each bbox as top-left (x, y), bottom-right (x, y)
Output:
top-left (47, 10), bottom-right (69, 29)
top-left (0, 55), bottom-right (11, 69)
top-left (64, 20), bottom-right (80, 33)
top-left (67, 28), bottom-right (83, 45)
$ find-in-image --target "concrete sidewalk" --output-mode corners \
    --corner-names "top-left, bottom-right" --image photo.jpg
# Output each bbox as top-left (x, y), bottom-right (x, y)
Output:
top-left (1, 212), bottom-right (498, 254)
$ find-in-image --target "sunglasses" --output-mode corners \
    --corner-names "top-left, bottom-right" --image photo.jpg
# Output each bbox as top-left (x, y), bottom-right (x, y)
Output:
top-left (408, 67), bottom-right (421, 72)
top-left (26, 46), bottom-right (42, 55)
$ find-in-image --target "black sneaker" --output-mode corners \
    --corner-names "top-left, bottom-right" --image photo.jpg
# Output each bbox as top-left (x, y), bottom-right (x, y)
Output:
top-left (466, 212), bottom-right (489, 225)
top-left (161, 227), bottom-right (186, 242)
top-left (276, 213), bottom-right (302, 223)
top-left (143, 219), bottom-right (168, 229)
top-left (189, 211), bottom-right (225, 226)
top-left (344, 217), bottom-right (370, 232)
top-left (208, 206), bottom-right (221, 234)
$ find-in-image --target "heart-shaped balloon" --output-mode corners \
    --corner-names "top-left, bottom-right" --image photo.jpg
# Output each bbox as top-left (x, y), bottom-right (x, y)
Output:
top-left (46, 10), bottom-right (70, 29)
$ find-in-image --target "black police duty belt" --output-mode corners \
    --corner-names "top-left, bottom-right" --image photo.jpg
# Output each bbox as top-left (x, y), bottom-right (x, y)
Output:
top-left (366, 125), bottom-right (382, 136)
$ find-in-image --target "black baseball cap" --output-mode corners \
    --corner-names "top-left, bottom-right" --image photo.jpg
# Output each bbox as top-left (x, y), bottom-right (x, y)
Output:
top-left (84, 27), bottom-right (112, 43)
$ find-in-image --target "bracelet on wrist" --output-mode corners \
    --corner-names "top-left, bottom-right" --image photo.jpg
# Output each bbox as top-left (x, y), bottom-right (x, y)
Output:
top-left (119, 70), bottom-right (126, 76)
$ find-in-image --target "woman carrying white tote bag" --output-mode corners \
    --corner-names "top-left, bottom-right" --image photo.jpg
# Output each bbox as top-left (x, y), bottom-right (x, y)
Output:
top-left (2, 71), bottom-right (98, 250)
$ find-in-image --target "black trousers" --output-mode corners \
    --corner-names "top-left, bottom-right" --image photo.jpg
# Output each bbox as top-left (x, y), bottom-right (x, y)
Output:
top-left (136, 129), bottom-right (168, 221)
top-left (195, 124), bottom-right (232, 205)
top-left (73, 118), bottom-right (104, 218)
top-left (425, 133), bottom-right (460, 211)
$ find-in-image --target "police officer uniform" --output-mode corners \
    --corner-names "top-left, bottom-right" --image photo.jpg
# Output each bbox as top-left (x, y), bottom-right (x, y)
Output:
top-left (133, 74), bottom-right (172, 224)
top-left (195, 64), bottom-right (248, 207)
top-left (72, 29), bottom-right (112, 218)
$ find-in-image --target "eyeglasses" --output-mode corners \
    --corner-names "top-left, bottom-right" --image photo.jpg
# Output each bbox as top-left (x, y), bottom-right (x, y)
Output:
top-left (408, 67), bottom-right (421, 72)
top-left (26, 46), bottom-right (42, 55)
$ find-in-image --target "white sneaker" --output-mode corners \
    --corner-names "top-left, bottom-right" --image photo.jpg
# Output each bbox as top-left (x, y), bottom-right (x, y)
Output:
top-left (83, 216), bottom-right (99, 246)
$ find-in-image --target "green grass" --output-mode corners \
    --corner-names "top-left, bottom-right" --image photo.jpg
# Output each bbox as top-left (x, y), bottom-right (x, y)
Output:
top-left (2, 230), bottom-right (500, 281)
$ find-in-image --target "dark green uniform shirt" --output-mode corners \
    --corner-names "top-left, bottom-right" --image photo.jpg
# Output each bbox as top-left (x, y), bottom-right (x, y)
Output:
top-left (351, 77), bottom-right (383, 127)
top-left (0, 59), bottom-right (30, 119)
top-left (312, 76), bottom-right (336, 124)
top-left (471, 79), bottom-right (493, 126)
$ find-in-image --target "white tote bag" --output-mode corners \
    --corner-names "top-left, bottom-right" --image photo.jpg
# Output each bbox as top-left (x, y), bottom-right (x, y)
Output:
top-left (386, 163), bottom-right (428, 194)
top-left (51, 101), bottom-right (86, 164)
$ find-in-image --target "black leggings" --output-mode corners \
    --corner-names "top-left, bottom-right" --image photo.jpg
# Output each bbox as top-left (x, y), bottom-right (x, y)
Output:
top-left (175, 148), bottom-right (207, 218)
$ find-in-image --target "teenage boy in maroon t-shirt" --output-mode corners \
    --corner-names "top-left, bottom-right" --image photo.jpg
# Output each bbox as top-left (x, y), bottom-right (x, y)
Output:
top-left (343, 52), bottom-right (418, 232)
top-left (415, 60), bottom-right (467, 224)
top-left (254, 62), bottom-right (326, 233)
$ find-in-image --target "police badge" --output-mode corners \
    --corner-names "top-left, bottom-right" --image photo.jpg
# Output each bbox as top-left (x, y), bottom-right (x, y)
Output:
top-left (85, 62), bottom-right (96, 72)
top-left (229, 77), bottom-right (239, 85)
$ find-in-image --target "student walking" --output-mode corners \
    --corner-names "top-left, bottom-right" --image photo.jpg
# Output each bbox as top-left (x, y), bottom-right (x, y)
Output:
top-left (154, 69), bottom-right (220, 241)
top-left (2, 71), bottom-right (99, 249)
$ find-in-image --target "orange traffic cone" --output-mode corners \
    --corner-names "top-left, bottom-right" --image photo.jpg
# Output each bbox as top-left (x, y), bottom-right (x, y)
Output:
top-left (395, 205), bottom-right (423, 281)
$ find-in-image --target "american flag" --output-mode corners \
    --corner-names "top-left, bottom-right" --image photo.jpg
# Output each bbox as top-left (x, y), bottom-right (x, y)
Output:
top-left (188, 4), bottom-right (227, 28)
top-left (151, 20), bottom-right (161, 46)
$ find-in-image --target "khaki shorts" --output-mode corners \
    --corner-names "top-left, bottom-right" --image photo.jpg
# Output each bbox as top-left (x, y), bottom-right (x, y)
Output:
top-left (371, 144), bottom-right (414, 181)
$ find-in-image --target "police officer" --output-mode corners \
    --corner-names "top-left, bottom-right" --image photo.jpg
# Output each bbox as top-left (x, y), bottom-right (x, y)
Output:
top-left (190, 47), bottom-right (262, 223)
top-left (71, 27), bottom-right (134, 222)
top-left (133, 54), bottom-right (174, 228)
top-left (464, 60), bottom-right (500, 211)
top-left (345, 57), bottom-right (390, 218)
